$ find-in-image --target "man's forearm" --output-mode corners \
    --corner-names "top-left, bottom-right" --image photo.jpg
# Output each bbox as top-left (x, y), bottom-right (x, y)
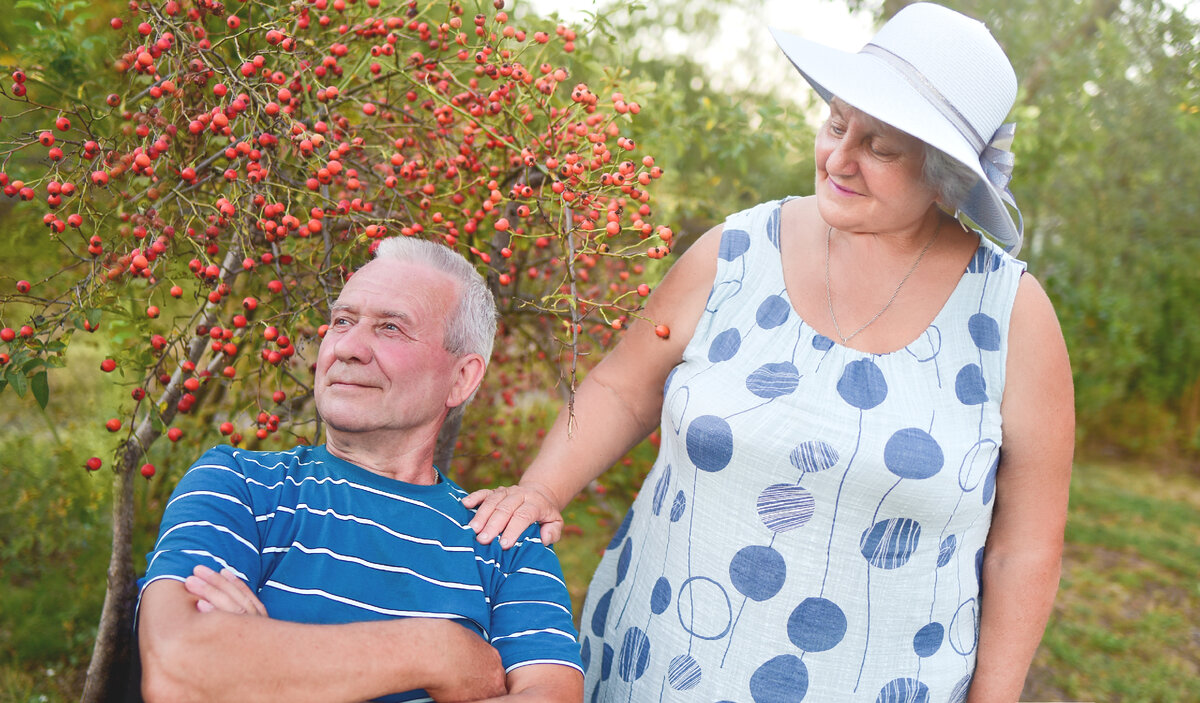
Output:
top-left (474, 663), bottom-right (583, 703)
top-left (139, 579), bottom-right (505, 703)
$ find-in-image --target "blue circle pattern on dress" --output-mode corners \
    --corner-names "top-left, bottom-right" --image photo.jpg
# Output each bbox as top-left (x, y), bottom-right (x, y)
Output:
top-left (686, 415), bottom-right (734, 472)
top-left (577, 199), bottom-right (1025, 702)
top-left (750, 654), bottom-right (808, 703)
top-left (729, 545), bottom-right (788, 601)
top-left (757, 484), bottom-right (815, 532)
top-left (787, 597), bottom-right (848, 652)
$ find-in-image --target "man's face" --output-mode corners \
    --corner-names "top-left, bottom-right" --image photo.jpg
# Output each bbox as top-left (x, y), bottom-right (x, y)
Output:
top-left (314, 257), bottom-right (477, 440)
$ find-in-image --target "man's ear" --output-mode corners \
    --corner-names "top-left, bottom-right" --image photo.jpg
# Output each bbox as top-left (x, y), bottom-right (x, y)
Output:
top-left (446, 353), bottom-right (487, 409)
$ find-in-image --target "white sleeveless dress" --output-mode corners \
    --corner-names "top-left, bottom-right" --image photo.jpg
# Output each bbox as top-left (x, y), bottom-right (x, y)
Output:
top-left (578, 199), bottom-right (1026, 703)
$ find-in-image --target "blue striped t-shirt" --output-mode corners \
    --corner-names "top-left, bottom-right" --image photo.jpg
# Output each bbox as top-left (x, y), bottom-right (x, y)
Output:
top-left (139, 444), bottom-right (582, 702)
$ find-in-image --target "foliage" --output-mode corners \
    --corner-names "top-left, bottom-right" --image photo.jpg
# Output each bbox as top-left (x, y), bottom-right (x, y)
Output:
top-left (525, 0), bottom-right (818, 243)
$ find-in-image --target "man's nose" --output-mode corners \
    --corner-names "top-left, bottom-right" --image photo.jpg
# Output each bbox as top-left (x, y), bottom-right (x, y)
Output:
top-left (332, 321), bottom-right (373, 363)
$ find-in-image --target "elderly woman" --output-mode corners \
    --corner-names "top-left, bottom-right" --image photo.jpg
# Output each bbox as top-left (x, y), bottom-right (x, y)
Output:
top-left (467, 3), bottom-right (1073, 701)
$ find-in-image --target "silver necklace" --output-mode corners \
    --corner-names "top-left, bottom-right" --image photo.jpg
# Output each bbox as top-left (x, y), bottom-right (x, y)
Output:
top-left (824, 224), bottom-right (939, 344)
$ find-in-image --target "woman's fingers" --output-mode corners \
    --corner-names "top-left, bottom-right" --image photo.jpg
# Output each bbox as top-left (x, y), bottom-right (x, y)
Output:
top-left (467, 485), bottom-right (562, 549)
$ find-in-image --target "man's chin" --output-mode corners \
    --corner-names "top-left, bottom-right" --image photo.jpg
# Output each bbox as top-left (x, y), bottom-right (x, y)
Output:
top-left (320, 418), bottom-right (381, 436)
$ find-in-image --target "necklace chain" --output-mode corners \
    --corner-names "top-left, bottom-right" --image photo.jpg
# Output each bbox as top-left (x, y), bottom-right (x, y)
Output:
top-left (824, 224), bottom-right (939, 344)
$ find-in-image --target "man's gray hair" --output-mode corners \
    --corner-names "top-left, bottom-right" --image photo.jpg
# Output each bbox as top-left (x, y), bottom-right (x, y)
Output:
top-left (372, 236), bottom-right (497, 363)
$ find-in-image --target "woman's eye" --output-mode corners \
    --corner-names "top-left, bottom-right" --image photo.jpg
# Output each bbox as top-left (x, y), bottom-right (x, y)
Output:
top-left (870, 143), bottom-right (897, 158)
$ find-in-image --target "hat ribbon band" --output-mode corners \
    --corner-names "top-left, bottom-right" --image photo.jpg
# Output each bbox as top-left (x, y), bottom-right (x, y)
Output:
top-left (860, 43), bottom-right (986, 153)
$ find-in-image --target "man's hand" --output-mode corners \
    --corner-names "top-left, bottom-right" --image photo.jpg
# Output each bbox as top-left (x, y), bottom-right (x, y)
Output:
top-left (463, 482), bottom-right (562, 549)
top-left (184, 565), bottom-right (268, 616)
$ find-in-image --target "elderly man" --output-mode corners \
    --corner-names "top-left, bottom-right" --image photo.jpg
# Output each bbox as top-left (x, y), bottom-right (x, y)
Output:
top-left (137, 237), bottom-right (583, 703)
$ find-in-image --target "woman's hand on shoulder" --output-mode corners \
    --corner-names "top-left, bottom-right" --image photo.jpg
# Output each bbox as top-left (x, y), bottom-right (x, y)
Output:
top-left (464, 482), bottom-right (563, 549)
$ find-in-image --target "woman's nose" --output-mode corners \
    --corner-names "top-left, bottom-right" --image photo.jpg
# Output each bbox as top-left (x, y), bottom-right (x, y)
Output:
top-left (826, 139), bottom-right (859, 177)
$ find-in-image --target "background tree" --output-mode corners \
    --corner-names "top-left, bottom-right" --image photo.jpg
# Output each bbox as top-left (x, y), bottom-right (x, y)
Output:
top-left (0, 0), bottom-right (671, 699)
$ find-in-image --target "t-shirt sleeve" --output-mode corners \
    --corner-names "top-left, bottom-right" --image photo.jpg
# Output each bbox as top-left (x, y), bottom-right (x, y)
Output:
top-left (488, 528), bottom-right (583, 674)
top-left (138, 446), bottom-right (263, 596)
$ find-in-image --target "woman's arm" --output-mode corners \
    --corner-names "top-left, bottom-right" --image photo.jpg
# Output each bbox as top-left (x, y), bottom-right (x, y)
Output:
top-left (465, 224), bottom-right (726, 547)
top-left (967, 273), bottom-right (1074, 702)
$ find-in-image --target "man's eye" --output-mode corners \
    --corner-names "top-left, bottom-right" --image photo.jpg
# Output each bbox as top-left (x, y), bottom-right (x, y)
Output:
top-left (332, 317), bottom-right (351, 326)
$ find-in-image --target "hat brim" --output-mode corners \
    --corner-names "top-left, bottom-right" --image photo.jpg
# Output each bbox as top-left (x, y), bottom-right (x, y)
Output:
top-left (770, 27), bottom-right (1021, 252)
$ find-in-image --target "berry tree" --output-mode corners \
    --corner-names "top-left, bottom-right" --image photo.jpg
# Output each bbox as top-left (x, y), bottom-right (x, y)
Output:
top-left (0, 0), bottom-right (670, 698)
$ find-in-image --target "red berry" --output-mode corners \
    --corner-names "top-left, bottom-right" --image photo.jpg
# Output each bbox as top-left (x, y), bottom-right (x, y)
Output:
top-left (0, 327), bottom-right (14, 342)
top-left (15, 280), bottom-right (30, 293)
top-left (100, 359), bottom-right (117, 372)
top-left (140, 463), bottom-right (156, 479)
top-left (167, 427), bottom-right (183, 442)
top-left (654, 324), bottom-right (670, 339)
top-left (110, 17), bottom-right (123, 30)
top-left (637, 284), bottom-right (651, 297)
top-left (105, 418), bottom-right (122, 432)
top-left (55, 116), bottom-right (70, 131)
top-left (219, 421), bottom-right (235, 435)
top-left (85, 457), bottom-right (103, 471)
top-left (18, 325), bottom-right (33, 338)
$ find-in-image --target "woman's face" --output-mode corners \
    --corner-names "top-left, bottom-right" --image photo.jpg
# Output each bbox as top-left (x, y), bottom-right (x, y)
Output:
top-left (814, 99), bottom-right (940, 236)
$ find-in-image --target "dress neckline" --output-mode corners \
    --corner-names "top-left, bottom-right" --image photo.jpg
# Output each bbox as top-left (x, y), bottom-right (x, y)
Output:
top-left (769, 198), bottom-right (988, 359)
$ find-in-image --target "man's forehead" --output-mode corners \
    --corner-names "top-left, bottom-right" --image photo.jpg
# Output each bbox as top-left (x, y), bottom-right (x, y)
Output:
top-left (330, 300), bottom-right (409, 318)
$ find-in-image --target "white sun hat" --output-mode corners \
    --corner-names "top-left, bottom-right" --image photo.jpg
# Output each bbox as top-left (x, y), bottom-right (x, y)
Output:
top-left (771, 2), bottom-right (1024, 253)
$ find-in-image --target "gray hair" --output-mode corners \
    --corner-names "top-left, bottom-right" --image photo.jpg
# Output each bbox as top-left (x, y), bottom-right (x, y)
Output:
top-left (922, 144), bottom-right (979, 213)
top-left (372, 236), bottom-right (497, 363)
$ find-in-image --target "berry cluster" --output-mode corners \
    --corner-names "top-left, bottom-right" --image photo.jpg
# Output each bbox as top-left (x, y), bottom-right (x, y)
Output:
top-left (0, 0), bottom-right (671, 478)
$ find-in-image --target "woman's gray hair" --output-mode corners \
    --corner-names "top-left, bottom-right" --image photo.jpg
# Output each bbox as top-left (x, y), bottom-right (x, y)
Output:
top-left (922, 144), bottom-right (978, 213)
top-left (372, 236), bottom-right (497, 363)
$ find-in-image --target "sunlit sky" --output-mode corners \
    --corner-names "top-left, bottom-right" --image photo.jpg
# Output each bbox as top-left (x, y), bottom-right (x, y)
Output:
top-left (520, 0), bottom-right (875, 104)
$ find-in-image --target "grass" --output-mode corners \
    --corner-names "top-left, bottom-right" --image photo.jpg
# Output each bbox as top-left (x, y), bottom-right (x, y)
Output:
top-left (1020, 461), bottom-right (1200, 702)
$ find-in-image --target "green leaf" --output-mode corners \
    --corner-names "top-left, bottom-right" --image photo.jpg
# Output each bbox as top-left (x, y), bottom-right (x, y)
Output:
top-left (31, 371), bottom-right (49, 409)
top-left (9, 372), bottom-right (27, 398)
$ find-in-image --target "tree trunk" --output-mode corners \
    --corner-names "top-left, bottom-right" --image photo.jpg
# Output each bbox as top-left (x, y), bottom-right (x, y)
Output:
top-left (80, 462), bottom-right (139, 703)
top-left (80, 247), bottom-right (245, 702)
